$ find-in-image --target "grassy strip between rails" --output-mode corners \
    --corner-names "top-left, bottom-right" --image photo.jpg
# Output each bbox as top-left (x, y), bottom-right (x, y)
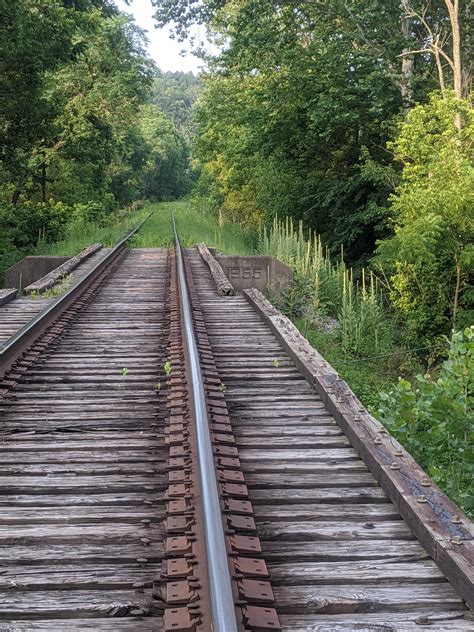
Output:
top-left (131, 200), bottom-right (256, 254)
top-left (36, 200), bottom-right (256, 258)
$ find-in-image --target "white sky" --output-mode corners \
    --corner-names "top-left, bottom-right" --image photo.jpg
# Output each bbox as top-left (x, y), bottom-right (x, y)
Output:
top-left (115, 0), bottom-right (208, 74)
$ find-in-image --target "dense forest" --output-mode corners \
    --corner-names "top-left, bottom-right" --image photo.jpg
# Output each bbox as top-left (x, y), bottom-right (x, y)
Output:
top-left (0, 0), bottom-right (194, 278)
top-left (153, 69), bottom-right (201, 135)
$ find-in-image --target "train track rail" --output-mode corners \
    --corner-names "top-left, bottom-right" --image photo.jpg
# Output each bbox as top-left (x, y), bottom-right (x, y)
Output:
top-left (0, 216), bottom-right (472, 630)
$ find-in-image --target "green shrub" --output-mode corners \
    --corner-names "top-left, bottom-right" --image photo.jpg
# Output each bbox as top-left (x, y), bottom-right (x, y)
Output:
top-left (260, 216), bottom-right (395, 358)
top-left (376, 91), bottom-right (474, 347)
top-left (377, 327), bottom-right (474, 517)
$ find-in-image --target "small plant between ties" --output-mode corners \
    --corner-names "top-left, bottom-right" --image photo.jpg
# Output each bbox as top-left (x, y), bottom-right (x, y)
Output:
top-left (273, 358), bottom-right (279, 368)
top-left (121, 367), bottom-right (128, 388)
top-left (164, 361), bottom-right (172, 377)
top-left (219, 382), bottom-right (226, 392)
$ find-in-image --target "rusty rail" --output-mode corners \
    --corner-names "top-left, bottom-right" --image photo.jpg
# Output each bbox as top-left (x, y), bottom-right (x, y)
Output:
top-left (172, 215), bottom-right (239, 631)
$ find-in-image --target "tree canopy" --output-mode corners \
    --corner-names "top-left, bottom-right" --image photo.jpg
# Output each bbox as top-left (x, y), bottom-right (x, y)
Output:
top-left (0, 0), bottom-right (192, 278)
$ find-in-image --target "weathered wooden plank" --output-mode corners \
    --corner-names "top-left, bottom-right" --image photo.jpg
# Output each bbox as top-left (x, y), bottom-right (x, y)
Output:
top-left (0, 565), bottom-right (162, 591)
top-left (0, 288), bottom-right (17, 306)
top-left (256, 520), bottom-right (414, 541)
top-left (0, 506), bottom-right (164, 524)
top-left (268, 560), bottom-right (445, 585)
top-left (0, 492), bottom-right (161, 507)
top-left (261, 540), bottom-right (428, 562)
top-left (244, 472), bottom-right (375, 488)
top-left (253, 504), bottom-right (401, 521)
top-left (0, 543), bottom-right (163, 564)
top-left (0, 523), bottom-right (165, 544)
top-left (243, 286), bottom-right (474, 609)
top-left (1, 620), bottom-right (162, 630)
top-left (24, 243), bottom-right (102, 294)
top-left (0, 589), bottom-right (156, 619)
top-left (0, 474), bottom-right (166, 494)
top-left (197, 242), bottom-right (234, 295)
top-left (273, 583), bottom-right (465, 614)
top-left (279, 611), bottom-right (473, 631)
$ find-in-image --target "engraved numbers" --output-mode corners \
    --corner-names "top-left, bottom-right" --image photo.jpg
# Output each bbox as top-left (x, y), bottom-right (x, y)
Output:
top-left (226, 267), bottom-right (263, 281)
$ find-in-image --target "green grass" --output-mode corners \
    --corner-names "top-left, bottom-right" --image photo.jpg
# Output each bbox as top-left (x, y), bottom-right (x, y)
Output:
top-left (38, 199), bottom-right (256, 258)
top-left (295, 321), bottom-right (408, 410)
top-left (37, 207), bottom-right (150, 257)
top-left (132, 200), bottom-right (256, 254)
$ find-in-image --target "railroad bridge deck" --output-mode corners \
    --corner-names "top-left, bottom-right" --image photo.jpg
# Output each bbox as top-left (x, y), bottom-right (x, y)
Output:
top-left (0, 241), bottom-right (471, 631)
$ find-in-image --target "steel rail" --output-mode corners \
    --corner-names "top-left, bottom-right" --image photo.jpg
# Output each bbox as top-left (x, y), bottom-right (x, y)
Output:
top-left (172, 213), bottom-right (239, 632)
top-left (0, 213), bottom-right (151, 377)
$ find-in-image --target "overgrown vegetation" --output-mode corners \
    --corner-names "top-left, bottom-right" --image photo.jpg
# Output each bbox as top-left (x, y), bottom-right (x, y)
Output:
top-left (0, 1), bottom-right (192, 284)
top-left (378, 328), bottom-right (473, 517)
top-left (12, 198), bottom-right (253, 268)
top-left (259, 217), bottom-right (414, 409)
top-left (132, 200), bottom-right (255, 253)
top-left (260, 218), bottom-right (393, 360)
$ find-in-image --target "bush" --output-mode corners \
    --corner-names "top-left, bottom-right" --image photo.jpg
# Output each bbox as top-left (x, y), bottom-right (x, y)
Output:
top-left (376, 91), bottom-right (474, 347)
top-left (260, 216), bottom-right (395, 358)
top-left (377, 327), bottom-right (474, 517)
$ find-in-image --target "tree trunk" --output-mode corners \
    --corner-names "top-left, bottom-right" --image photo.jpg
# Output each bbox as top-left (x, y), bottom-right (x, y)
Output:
top-left (11, 189), bottom-right (20, 206)
top-left (445, 0), bottom-right (462, 99)
top-left (444, 0), bottom-right (462, 129)
top-left (400, 1), bottom-right (414, 114)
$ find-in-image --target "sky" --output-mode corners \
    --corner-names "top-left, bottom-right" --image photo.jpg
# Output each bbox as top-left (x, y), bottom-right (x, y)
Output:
top-left (115, 0), bottom-right (209, 74)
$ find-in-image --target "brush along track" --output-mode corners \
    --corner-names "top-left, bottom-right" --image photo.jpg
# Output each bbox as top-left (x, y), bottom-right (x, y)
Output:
top-left (0, 248), bottom-right (170, 629)
top-left (187, 248), bottom-right (473, 632)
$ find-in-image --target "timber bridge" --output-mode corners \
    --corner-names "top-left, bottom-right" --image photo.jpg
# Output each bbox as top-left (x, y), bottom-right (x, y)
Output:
top-left (0, 215), bottom-right (472, 631)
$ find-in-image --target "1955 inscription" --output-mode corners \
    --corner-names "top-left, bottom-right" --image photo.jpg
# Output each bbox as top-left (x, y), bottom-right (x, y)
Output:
top-left (226, 267), bottom-right (263, 281)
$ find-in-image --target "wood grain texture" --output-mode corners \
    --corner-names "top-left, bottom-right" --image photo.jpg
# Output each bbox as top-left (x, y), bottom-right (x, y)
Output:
top-left (196, 242), bottom-right (234, 295)
top-left (243, 285), bottom-right (474, 611)
top-left (24, 243), bottom-right (102, 294)
top-left (0, 249), bottom-right (167, 628)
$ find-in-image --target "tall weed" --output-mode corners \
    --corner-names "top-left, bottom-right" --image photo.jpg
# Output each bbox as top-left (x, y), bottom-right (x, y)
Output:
top-left (260, 217), bottom-right (393, 357)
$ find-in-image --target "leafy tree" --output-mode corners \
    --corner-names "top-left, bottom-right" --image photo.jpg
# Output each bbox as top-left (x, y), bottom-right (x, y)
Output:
top-left (140, 104), bottom-right (190, 200)
top-left (0, 2), bottom-right (192, 281)
top-left (152, 70), bottom-right (201, 135)
top-left (376, 91), bottom-right (473, 345)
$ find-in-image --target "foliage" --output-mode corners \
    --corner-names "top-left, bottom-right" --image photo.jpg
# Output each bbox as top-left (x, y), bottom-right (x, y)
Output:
top-left (376, 91), bottom-right (474, 346)
top-left (37, 204), bottom-right (149, 258)
top-left (140, 105), bottom-right (191, 201)
top-left (159, 0), bottom-right (452, 266)
top-left (377, 328), bottom-right (474, 517)
top-left (260, 217), bottom-right (394, 358)
top-left (152, 70), bottom-right (202, 136)
top-left (156, 0), bottom-right (471, 350)
top-left (132, 200), bottom-right (255, 254)
top-left (0, 2), bottom-right (192, 285)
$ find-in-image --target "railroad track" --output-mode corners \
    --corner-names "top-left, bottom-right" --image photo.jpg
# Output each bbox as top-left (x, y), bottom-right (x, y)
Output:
top-left (0, 216), bottom-right (472, 631)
